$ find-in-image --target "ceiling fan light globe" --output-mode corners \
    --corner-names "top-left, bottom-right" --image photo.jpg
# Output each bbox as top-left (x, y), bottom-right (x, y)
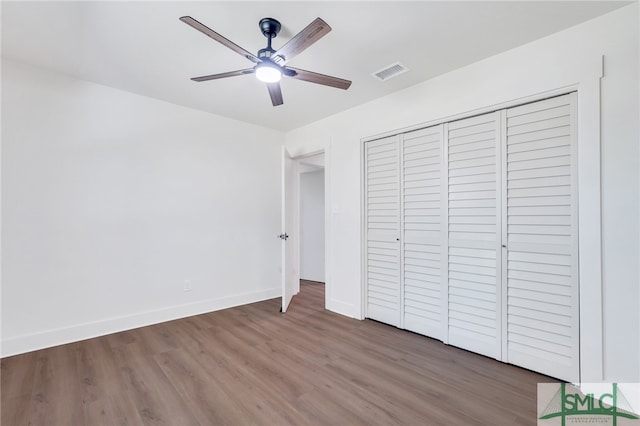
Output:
top-left (256, 64), bottom-right (282, 83)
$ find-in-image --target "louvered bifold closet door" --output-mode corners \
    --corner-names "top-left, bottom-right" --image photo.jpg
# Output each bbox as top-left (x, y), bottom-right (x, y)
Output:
top-left (365, 136), bottom-right (401, 327)
top-left (402, 125), bottom-right (444, 339)
top-left (447, 112), bottom-right (501, 359)
top-left (504, 93), bottom-right (579, 383)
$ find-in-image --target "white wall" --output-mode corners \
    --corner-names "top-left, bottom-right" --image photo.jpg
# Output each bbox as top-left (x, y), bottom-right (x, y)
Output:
top-left (285, 4), bottom-right (639, 382)
top-left (1, 60), bottom-right (284, 356)
top-left (300, 170), bottom-right (325, 282)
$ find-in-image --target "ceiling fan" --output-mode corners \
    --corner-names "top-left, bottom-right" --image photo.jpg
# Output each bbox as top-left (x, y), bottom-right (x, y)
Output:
top-left (180, 16), bottom-right (352, 106)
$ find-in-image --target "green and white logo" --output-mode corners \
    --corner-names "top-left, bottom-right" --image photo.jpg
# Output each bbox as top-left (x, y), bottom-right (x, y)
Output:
top-left (538, 383), bottom-right (640, 425)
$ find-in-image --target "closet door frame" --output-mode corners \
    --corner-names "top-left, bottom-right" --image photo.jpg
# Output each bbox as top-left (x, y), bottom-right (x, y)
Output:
top-left (361, 76), bottom-right (603, 382)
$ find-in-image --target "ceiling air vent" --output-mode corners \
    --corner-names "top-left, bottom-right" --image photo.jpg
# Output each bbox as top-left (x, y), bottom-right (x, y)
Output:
top-left (371, 62), bottom-right (408, 81)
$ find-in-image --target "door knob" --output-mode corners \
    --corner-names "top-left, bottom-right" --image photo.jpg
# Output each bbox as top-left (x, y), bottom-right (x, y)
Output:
top-left (278, 233), bottom-right (289, 240)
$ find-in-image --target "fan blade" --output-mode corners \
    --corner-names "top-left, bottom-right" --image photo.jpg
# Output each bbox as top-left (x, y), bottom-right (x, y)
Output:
top-left (287, 67), bottom-right (351, 90)
top-left (267, 82), bottom-right (284, 106)
top-left (191, 69), bottom-right (255, 82)
top-left (272, 18), bottom-right (331, 65)
top-left (180, 16), bottom-right (260, 63)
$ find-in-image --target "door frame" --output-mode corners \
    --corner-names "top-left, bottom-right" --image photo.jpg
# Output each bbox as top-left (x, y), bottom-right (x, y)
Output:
top-left (360, 76), bottom-right (604, 383)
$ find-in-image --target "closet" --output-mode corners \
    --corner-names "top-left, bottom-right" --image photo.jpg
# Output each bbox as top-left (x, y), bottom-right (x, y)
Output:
top-left (363, 93), bottom-right (579, 383)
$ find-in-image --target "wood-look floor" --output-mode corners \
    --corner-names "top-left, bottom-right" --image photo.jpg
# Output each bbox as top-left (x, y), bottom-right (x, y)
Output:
top-left (1, 281), bottom-right (554, 425)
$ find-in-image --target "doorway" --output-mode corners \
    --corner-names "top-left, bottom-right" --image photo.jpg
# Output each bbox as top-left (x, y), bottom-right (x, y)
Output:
top-left (281, 149), bottom-right (330, 312)
top-left (296, 152), bottom-right (327, 309)
top-left (299, 157), bottom-right (325, 284)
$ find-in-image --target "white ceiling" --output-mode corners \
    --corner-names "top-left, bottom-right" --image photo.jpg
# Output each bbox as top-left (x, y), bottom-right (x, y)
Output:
top-left (1, 1), bottom-right (628, 131)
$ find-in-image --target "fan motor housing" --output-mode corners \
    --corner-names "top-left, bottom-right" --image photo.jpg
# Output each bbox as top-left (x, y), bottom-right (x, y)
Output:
top-left (258, 48), bottom-right (275, 59)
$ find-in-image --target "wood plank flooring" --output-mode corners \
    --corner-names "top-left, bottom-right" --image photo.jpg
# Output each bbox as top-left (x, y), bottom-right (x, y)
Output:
top-left (1, 281), bottom-right (555, 425)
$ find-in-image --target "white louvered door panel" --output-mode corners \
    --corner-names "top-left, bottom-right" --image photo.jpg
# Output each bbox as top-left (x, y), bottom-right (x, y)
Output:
top-left (365, 136), bottom-right (401, 327)
top-left (447, 112), bottom-right (502, 359)
top-left (503, 93), bottom-right (579, 383)
top-left (402, 125), bottom-right (444, 339)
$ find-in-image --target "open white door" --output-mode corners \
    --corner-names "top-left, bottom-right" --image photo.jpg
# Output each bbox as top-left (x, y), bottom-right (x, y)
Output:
top-left (281, 146), bottom-right (296, 312)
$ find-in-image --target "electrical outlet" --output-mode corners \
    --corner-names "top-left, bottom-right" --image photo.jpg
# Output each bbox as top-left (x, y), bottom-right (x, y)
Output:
top-left (183, 280), bottom-right (192, 292)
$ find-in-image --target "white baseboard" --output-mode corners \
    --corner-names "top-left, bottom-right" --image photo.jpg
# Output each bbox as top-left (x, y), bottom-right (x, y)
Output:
top-left (327, 298), bottom-right (361, 319)
top-left (1, 287), bottom-right (281, 358)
